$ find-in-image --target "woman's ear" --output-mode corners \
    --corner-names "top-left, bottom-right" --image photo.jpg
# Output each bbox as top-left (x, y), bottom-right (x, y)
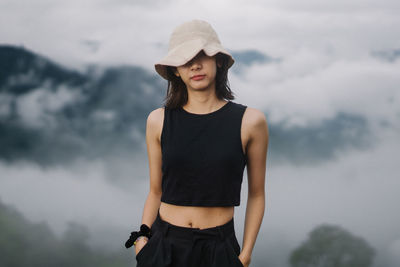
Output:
top-left (216, 56), bottom-right (223, 68)
top-left (173, 68), bottom-right (180, 77)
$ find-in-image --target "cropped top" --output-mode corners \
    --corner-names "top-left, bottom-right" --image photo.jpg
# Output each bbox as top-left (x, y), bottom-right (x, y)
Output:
top-left (160, 100), bottom-right (248, 207)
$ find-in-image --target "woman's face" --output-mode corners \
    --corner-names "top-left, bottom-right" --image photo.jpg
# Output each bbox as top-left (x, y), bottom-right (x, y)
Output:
top-left (175, 50), bottom-right (220, 92)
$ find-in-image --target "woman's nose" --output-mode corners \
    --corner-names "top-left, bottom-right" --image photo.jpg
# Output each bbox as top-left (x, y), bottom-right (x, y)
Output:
top-left (190, 60), bottom-right (202, 70)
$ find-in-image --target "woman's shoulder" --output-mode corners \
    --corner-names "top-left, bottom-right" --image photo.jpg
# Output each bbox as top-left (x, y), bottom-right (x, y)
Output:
top-left (238, 103), bottom-right (268, 129)
top-left (146, 107), bottom-right (165, 131)
top-left (147, 106), bottom-right (164, 120)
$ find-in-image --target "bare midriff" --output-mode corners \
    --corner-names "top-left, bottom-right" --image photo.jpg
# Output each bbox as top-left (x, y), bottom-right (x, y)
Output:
top-left (159, 202), bottom-right (235, 230)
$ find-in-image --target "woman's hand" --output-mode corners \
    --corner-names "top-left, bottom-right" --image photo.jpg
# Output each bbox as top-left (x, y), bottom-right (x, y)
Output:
top-left (239, 253), bottom-right (251, 267)
top-left (135, 237), bottom-right (148, 256)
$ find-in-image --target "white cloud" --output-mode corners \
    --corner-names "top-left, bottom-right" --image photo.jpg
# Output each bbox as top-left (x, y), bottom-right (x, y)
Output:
top-left (16, 85), bottom-right (83, 128)
top-left (0, 155), bottom-right (148, 250)
top-left (232, 50), bottom-right (400, 131)
top-left (0, 93), bottom-right (13, 117)
top-left (388, 239), bottom-right (400, 265)
top-left (1, 0), bottom-right (399, 71)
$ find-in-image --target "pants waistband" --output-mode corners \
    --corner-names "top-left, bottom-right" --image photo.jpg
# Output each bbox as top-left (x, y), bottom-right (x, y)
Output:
top-left (153, 208), bottom-right (235, 241)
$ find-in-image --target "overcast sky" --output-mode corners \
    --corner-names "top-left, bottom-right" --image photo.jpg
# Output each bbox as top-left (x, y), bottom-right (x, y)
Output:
top-left (1, 0), bottom-right (400, 266)
top-left (1, 0), bottom-right (399, 68)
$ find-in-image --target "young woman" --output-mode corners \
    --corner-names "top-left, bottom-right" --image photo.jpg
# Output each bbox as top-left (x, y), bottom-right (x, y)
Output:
top-left (128, 19), bottom-right (269, 267)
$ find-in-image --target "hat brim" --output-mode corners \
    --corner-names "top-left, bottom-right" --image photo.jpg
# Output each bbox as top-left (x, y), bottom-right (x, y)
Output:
top-left (155, 38), bottom-right (235, 80)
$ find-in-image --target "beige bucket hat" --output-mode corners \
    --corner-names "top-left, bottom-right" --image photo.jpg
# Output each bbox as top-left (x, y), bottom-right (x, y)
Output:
top-left (155, 19), bottom-right (235, 80)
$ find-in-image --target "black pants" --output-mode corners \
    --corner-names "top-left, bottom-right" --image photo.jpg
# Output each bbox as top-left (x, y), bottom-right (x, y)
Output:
top-left (135, 209), bottom-right (244, 267)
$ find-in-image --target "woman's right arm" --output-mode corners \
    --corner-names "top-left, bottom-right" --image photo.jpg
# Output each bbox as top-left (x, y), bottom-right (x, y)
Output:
top-left (135, 107), bottom-right (164, 255)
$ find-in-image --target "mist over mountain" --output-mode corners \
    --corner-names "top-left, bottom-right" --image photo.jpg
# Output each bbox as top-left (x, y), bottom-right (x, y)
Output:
top-left (0, 45), bottom-right (87, 94)
top-left (0, 45), bottom-right (375, 169)
top-left (232, 50), bottom-right (275, 65)
top-left (0, 45), bottom-right (165, 167)
top-left (371, 48), bottom-right (400, 63)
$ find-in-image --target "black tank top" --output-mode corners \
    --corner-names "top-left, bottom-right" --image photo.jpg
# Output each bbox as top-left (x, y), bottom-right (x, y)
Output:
top-left (160, 100), bottom-right (247, 207)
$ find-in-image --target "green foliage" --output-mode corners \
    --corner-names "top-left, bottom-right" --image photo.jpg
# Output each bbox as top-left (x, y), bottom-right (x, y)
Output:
top-left (290, 224), bottom-right (375, 267)
top-left (0, 199), bottom-right (132, 267)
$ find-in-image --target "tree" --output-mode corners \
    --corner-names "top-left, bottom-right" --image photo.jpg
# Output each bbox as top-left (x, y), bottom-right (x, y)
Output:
top-left (290, 224), bottom-right (375, 267)
top-left (0, 198), bottom-right (131, 267)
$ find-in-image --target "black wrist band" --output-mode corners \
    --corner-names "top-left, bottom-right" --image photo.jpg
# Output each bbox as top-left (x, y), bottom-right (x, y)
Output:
top-left (124, 224), bottom-right (152, 248)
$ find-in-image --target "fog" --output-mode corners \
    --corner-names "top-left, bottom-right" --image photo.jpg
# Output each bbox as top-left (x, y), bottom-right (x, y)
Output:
top-left (1, 0), bottom-right (400, 266)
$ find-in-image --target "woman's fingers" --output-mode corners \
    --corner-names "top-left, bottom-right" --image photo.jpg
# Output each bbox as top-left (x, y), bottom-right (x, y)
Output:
top-left (135, 238), bottom-right (148, 255)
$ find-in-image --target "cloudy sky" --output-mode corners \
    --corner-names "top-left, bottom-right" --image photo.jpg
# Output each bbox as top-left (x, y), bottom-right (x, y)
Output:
top-left (1, 0), bottom-right (400, 266)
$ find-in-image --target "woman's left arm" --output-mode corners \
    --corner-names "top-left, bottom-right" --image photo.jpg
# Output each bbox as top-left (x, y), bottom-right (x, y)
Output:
top-left (239, 108), bottom-right (269, 267)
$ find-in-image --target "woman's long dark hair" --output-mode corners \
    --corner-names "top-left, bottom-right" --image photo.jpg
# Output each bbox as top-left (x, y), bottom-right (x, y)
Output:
top-left (163, 52), bottom-right (235, 109)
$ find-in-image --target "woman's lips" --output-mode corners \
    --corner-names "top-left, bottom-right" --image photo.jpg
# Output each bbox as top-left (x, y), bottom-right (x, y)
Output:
top-left (191, 75), bottom-right (206, 81)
